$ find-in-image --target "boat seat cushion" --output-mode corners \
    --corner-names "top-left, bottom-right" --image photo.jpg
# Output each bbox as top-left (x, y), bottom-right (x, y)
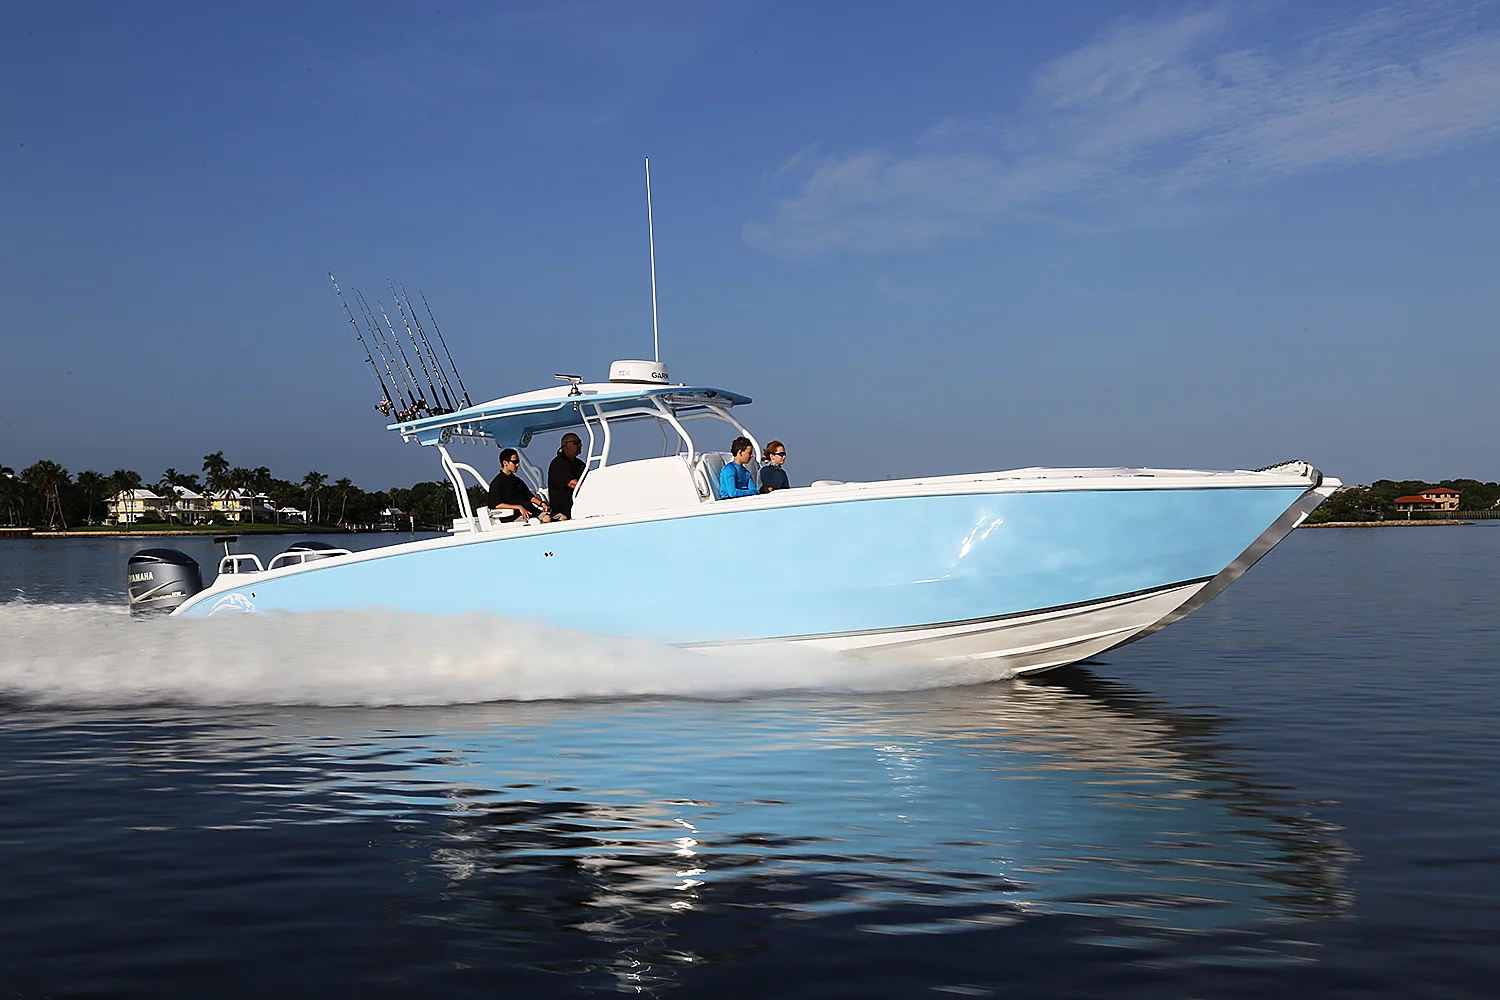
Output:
top-left (695, 453), bottom-right (729, 499)
top-left (695, 452), bottom-right (762, 500)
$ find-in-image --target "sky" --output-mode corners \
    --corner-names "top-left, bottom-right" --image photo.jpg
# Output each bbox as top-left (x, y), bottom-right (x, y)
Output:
top-left (2, 0), bottom-right (1498, 490)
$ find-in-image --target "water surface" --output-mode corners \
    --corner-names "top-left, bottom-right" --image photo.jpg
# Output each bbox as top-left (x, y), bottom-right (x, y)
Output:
top-left (1, 527), bottom-right (1496, 997)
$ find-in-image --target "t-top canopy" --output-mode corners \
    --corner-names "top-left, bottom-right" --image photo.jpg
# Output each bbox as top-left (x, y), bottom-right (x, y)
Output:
top-left (388, 382), bottom-right (753, 448)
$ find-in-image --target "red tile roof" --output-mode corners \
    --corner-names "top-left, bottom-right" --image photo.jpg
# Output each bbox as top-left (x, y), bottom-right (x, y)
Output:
top-left (1394, 496), bottom-right (1437, 504)
top-left (1421, 487), bottom-right (1460, 495)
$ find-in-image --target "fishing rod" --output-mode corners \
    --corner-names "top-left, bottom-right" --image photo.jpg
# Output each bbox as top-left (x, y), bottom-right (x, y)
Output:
top-left (386, 280), bottom-right (445, 414)
top-left (354, 288), bottom-right (421, 417)
top-left (420, 290), bottom-right (471, 408)
top-left (329, 273), bottom-right (395, 416)
top-left (400, 283), bottom-right (458, 412)
top-left (398, 283), bottom-right (454, 409)
top-left (377, 300), bottom-right (435, 415)
top-left (389, 279), bottom-right (452, 413)
top-left (362, 291), bottom-right (427, 417)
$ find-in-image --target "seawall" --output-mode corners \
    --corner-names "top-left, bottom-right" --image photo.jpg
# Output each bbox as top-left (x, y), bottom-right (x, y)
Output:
top-left (1301, 520), bottom-right (1472, 528)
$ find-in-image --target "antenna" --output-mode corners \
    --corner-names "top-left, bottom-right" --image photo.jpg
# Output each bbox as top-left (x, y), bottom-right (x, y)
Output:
top-left (645, 156), bottom-right (660, 363)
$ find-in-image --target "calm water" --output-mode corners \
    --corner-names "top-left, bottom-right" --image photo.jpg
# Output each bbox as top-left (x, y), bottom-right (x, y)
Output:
top-left (1, 527), bottom-right (1497, 997)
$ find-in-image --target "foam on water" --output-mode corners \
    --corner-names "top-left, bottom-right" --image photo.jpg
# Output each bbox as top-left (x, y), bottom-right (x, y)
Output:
top-left (0, 602), bottom-right (1011, 707)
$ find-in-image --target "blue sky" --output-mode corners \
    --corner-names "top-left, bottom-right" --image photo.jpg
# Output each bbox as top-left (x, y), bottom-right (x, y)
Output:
top-left (2, 1), bottom-right (1498, 489)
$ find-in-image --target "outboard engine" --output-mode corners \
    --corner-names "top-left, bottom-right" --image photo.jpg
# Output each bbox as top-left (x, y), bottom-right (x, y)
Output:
top-left (127, 548), bottom-right (204, 615)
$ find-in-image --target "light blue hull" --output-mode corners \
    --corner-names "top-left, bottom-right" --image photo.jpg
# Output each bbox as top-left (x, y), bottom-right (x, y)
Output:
top-left (176, 485), bottom-right (1310, 652)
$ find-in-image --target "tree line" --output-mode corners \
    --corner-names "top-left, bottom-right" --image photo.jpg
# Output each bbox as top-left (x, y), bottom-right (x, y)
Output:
top-left (1306, 478), bottom-right (1500, 523)
top-left (11, 456), bottom-right (1492, 529)
top-left (0, 451), bottom-right (480, 530)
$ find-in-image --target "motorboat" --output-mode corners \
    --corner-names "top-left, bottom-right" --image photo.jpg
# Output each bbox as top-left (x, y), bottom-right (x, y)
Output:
top-left (133, 166), bottom-right (1337, 673)
top-left (139, 358), bottom-right (1337, 676)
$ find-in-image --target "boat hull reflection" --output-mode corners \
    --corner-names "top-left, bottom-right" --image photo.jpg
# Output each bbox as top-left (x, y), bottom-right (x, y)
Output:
top-left (156, 673), bottom-right (1350, 979)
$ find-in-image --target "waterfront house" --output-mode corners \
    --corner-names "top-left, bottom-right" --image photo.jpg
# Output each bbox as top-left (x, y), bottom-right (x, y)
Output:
top-left (1394, 488), bottom-right (1462, 513)
top-left (172, 488), bottom-right (209, 524)
top-left (108, 489), bottom-right (170, 524)
top-left (208, 489), bottom-right (275, 523)
top-left (1417, 487), bottom-right (1461, 509)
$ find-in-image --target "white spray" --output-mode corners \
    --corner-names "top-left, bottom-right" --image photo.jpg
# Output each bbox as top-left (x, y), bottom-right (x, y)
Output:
top-left (0, 603), bottom-right (1015, 708)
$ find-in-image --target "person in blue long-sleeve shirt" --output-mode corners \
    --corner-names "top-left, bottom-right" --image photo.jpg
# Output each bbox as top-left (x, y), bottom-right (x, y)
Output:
top-left (718, 437), bottom-right (760, 498)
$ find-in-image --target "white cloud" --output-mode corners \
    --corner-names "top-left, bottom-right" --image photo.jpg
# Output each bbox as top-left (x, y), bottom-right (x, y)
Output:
top-left (745, 3), bottom-right (1500, 258)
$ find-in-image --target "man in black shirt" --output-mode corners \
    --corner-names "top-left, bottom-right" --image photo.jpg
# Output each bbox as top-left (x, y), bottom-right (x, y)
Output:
top-left (547, 432), bottom-right (585, 520)
top-left (488, 448), bottom-right (550, 523)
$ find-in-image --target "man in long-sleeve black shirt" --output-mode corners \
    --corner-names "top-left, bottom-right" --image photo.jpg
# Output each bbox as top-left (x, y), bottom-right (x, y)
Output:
top-left (547, 433), bottom-right (586, 520)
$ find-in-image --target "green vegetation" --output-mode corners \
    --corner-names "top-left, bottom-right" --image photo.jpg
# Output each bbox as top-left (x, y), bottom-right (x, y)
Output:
top-left (1305, 479), bottom-right (1500, 523)
top-left (8, 455), bottom-right (1495, 531)
top-left (0, 452), bottom-right (478, 531)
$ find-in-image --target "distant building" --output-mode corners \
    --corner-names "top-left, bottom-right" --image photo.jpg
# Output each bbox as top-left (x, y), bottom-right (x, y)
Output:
top-left (1420, 487), bottom-right (1461, 509)
top-left (277, 506), bottom-right (309, 524)
top-left (209, 489), bottom-right (275, 523)
top-left (108, 489), bottom-right (169, 524)
top-left (1394, 487), bottom-right (1461, 513)
top-left (107, 488), bottom-right (214, 524)
top-left (172, 488), bottom-right (209, 524)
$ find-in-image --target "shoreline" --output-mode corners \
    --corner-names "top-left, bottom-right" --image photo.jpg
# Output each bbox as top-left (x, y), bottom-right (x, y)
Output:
top-left (3, 526), bottom-right (362, 539)
top-left (1300, 520), bottom-right (1473, 528)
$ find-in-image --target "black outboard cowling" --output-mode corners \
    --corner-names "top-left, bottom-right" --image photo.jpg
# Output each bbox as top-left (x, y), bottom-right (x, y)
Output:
top-left (127, 548), bottom-right (204, 615)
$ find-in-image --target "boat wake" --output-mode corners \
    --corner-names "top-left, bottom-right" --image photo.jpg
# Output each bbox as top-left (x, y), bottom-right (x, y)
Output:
top-left (0, 602), bottom-right (1014, 708)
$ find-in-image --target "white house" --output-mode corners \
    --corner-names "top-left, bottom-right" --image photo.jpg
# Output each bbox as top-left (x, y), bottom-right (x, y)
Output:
top-left (108, 489), bottom-right (169, 524)
top-left (209, 489), bottom-right (275, 523)
top-left (169, 488), bottom-right (209, 524)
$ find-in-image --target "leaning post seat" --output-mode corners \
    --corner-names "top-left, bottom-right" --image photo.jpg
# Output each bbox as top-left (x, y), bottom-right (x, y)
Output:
top-left (477, 505), bottom-right (528, 529)
top-left (693, 452), bottom-right (762, 500)
top-left (694, 452), bottom-right (730, 499)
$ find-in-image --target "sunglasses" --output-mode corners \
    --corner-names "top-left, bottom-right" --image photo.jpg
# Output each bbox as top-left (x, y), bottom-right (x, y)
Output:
top-left (770, 452), bottom-right (786, 457)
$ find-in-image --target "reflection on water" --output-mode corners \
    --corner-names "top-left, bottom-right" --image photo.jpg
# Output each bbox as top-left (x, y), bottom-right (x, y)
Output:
top-left (5, 525), bottom-right (1499, 996)
top-left (0, 669), bottom-right (1351, 994)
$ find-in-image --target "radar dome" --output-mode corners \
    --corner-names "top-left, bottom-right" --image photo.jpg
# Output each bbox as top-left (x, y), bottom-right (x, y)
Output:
top-left (609, 360), bottom-right (670, 384)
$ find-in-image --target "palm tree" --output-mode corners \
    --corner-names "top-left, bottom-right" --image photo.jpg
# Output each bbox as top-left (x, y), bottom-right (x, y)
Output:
top-left (301, 471), bottom-right (327, 525)
top-left (109, 469), bottom-right (143, 492)
top-left (156, 470), bottom-right (185, 523)
top-left (21, 460), bottom-right (71, 530)
top-left (250, 467), bottom-right (274, 522)
top-left (202, 451), bottom-right (230, 493)
top-left (75, 470), bottom-right (108, 525)
top-left (227, 466), bottom-right (256, 523)
top-left (160, 469), bottom-right (203, 522)
top-left (0, 465), bottom-right (20, 526)
top-left (333, 477), bottom-right (354, 526)
top-left (107, 469), bottom-right (143, 525)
